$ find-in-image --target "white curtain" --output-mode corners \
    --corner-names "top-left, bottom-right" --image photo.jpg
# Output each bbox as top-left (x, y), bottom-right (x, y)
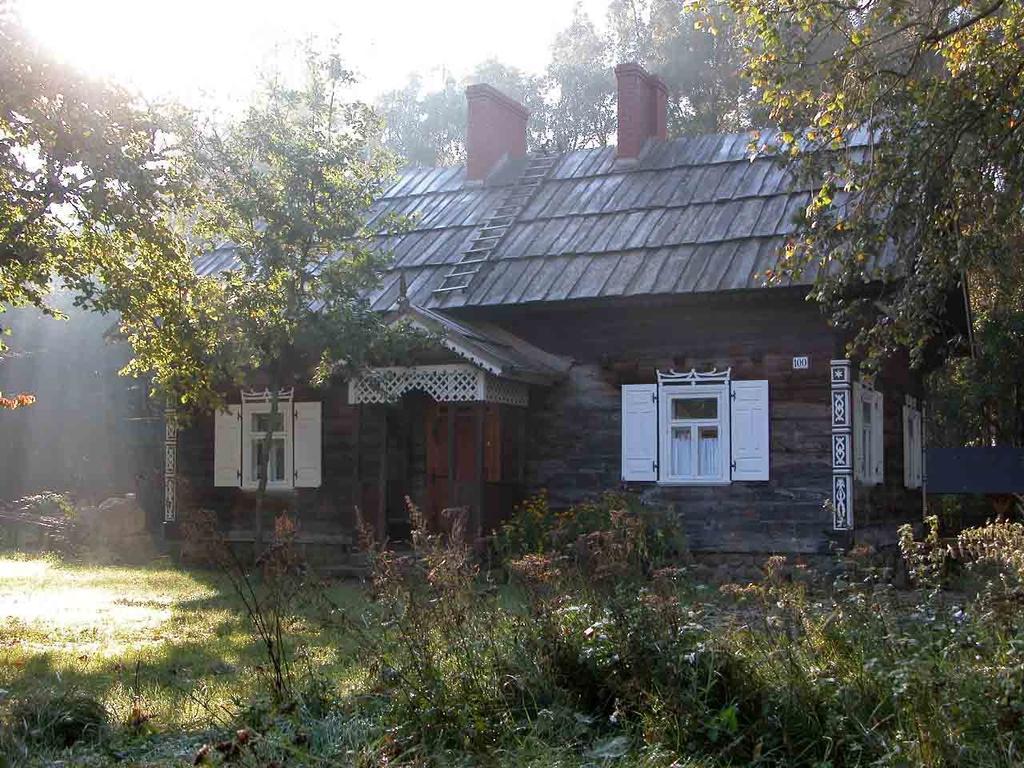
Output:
top-left (671, 428), bottom-right (692, 477)
top-left (698, 429), bottom-right (719, 477)
top-left (672, 427), bottom-right (721, 479)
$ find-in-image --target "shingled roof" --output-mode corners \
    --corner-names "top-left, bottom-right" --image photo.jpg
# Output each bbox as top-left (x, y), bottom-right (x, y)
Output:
top-left (196, 128), bottom-right (868, 312)
top-left (361, 129), bottom-right (839, 312)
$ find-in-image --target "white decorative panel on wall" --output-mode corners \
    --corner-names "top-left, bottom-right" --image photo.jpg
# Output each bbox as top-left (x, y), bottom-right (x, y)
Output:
top-left (830, 360), bottom-right (853, 530)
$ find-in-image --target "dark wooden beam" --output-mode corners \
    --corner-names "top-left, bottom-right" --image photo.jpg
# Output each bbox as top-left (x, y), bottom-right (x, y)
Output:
top-left (516, 406), bottom-right (526, 486)
top-left (377, 408), bottom-right (387, 542)
top-left (475, 403), bottom-right (485, 539)
top-left (447, 404), bottom-right (456, 512)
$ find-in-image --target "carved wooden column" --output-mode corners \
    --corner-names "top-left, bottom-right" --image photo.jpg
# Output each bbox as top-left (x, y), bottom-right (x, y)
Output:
top-left (164, 408), bottom-right (177, 522)
top-left (830, 359), bottom-right (853, 530)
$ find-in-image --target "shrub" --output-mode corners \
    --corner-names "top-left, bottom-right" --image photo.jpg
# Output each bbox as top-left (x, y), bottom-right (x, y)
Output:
top-left (2, 688), bottom-right (108, 754)
top-left (494, 491), bottom-right (686, 577)
top-left (0, 492), bottom-right (79, 556)
top-left (149, 499), bottom-right (1024, 767)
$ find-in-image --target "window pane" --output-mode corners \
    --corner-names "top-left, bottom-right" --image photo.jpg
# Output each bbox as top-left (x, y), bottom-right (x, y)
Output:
top-left (672, 397), bottom-right (717, 420)
top-left (861, 426), bottom-right (872, 476)
top-left (252, 412), bottom-right (285, 433)
top-left (252, 438), bottom-right (286, 482)
top-left (271, 439), bottom-right (285, 481)
top-left (698, 426), bottom-right (719, 477)
top-left (670, 427), bottom-right (693, 477)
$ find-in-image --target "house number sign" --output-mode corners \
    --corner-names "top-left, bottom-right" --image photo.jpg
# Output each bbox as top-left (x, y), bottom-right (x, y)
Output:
top-left (792, 356), bottom-right (810, 370)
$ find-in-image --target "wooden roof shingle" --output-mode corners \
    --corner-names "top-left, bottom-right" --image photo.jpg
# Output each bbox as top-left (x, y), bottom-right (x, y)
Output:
top-left (195, 129), bottom-right (859, 310)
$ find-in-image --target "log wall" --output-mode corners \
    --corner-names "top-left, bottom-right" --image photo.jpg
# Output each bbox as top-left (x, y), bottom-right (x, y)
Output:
top-left (461, 293), bottom-right (841, 553)
top-left (170, 290), bottom-right (924, 555)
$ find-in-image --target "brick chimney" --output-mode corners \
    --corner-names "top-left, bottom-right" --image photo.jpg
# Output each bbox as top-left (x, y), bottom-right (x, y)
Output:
top-left (465, 84), bottom-right (530, 182)
top-left (615, 62), bottom-right (668, 161)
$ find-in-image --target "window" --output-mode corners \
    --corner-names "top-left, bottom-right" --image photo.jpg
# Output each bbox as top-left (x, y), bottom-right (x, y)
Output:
top-left (621, 375), bottom-right (769, 485)
top-left (903, 398), bottom-right (923, 489)
top-left (853, 383), bottom-right (884, 485)
top-left (245, 405), bottom-right (290, 488)
top-left (213, 398), bottom-right (322, 489)
top-left (661, 387), bottom-right (729, 484)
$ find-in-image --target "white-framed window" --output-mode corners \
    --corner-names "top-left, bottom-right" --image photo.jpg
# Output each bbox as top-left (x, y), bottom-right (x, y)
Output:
top-left (243, 403), bottom-right (292, 489)
top-left (621, 373), bottom-right (769, 486)
top-left (853, 382), bottom-right (884, 485)
top-left (214, 396), bottom-right (322, 490)
top-left (903, 397), bottom-right (923, 489)
top-left (660, 384), bottom-right (730, 484)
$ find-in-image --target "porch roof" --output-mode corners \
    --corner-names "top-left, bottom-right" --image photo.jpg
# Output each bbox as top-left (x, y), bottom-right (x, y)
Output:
top-left (393, 301), bottom-right (571, 386)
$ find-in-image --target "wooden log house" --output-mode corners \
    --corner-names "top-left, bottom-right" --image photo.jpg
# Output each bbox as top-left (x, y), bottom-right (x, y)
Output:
top-left (170, 63), bottom-right (933, 557)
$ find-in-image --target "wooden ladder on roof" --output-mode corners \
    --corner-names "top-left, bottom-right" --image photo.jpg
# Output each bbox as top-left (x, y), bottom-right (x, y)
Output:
top-left (433, 150), bottom-right (559, 295)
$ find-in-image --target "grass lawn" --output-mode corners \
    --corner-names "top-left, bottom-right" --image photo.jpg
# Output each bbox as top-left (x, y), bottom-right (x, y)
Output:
top-left (3, 515), bottom-right (1022, 768)
top-left (0, 554), bottom-right (366, 764)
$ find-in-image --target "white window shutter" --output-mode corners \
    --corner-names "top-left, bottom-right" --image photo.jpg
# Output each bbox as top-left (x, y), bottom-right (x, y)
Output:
top-left (852, 383), bottom-right (864, 482)
top-left (730, 380), bottom-right (770, 481)
top-left (293, 402), bottom-right (322, 488)
top-left (902, 404), bottom-right (913, 488)
top-left (214, 405), bottom-right (242, 487)
top-left (871, 392), bottom-right (884, 484)
top-left (917, 407), bottom-right (926, 488)
top-left (904, 405), bottom-right (923, 489)
top-left (621, 384), bottom-right (658, 481)
top-left (921, 405), bottom-right (929, 489)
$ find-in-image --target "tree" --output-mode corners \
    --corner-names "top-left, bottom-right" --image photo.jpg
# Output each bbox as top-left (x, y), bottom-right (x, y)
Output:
top-left (376, 73), bottom-right (467, 166)
top-left (545, 6), bottom-right (617, 151)
top-left (608, 0), bottom-right (766, 134)
top-left (0, 5), bottom-right (195, 361)
top-left (377, 61), bottom-right (552, 165)
top-left (117, 49), bottom-right (410, 546)
top-left (711, 0), bottom-right (1024, 443)
top-left (468, 59), bottom-right (551, 149)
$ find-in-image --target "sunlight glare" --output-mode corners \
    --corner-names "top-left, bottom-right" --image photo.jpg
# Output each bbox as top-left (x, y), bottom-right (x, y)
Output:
top-left (15, 0), bottom-right (610, 106)
top-left (0, 558), bottom-right (52, 580)
top-left (0, 585), bottom-right (171, 632)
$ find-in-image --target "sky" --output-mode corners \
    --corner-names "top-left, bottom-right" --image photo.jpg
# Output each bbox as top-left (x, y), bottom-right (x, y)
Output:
top-left (16, 0), bottom-right (611, 108)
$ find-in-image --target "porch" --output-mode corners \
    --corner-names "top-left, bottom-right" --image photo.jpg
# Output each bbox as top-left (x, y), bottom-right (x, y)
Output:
top-left (346, 302), bottom-right (571, 544)
top-left (348, 365), bottom-right (530, 544)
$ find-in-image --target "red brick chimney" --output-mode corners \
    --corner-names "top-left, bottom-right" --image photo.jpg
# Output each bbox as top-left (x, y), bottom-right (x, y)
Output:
top-left (615, 62), bottom-right (668, 161)
top-left (465, 84), bottom-right (530, 182)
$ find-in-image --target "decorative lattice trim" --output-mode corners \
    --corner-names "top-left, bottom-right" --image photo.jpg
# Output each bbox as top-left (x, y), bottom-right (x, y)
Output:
top-left (482, 375), bottom-right (529, 407)
top-left (657, 368), bottom-right (732, 385)
top-left (241, 388), bottom-right (294, 404)
top-left (348, 364), bottom-right (528, 407)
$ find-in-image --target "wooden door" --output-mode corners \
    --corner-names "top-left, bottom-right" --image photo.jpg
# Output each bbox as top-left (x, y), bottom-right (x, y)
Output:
top-left (425, 402), bottom-right (450, 520)
top-left (425, 403), bottom-right (477, 530)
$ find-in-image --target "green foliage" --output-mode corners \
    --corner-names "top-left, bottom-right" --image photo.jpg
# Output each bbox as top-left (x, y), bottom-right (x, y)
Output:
top-left (927, 259), bottom-right (1024, 446)
top-left (11, 518), bottom-right (1024, 765)
top-left (375, 0), bottom-right (763, 165)
top-left (315, 515), bottom-right (1024, 766)
top-left (12, 492), bottom-right (75, 520)
top-left (118, 46), bottom-right (406, 414)
top-left (2, 687), bottom-right (108, 754)
top-left (609, 0), bottom-right (768, 133)
top-left (545, 7), bottom-right (617, 151)
top-left (376, 74), bottom-right (467, 166)
top-left (0, 8), bottom-right (195, 360)
top-left (709, 0), bottom-right (1024, 389)
top-left (493, 491), bottom-right (687, 573)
